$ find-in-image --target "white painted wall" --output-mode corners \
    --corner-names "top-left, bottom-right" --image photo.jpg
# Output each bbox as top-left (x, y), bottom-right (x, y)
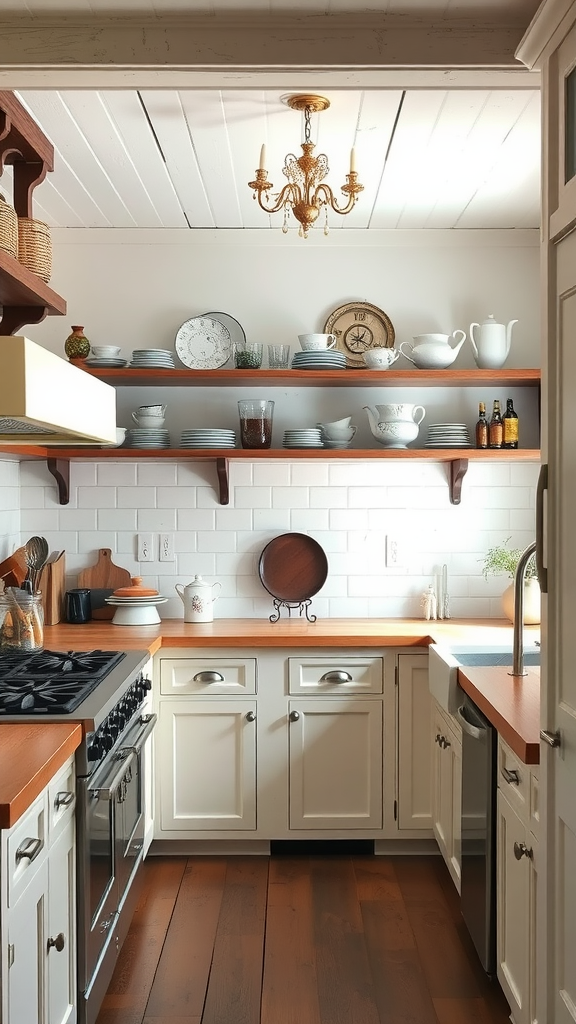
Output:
top-left (13, 227), bottom-right (541, 620)
top-left (0, 460), bottom-right (21, 560)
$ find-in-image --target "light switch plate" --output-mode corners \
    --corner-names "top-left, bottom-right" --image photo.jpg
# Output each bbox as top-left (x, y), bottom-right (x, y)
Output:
top-left (159, 533), bottom-right (175, 562)
top-left (137, 533), bottom-right (154, 562)
top-left (385, 535), bottom-right (404, 567)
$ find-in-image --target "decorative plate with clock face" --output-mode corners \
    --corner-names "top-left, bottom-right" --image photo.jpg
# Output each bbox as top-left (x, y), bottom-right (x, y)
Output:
top-left (175, 316), bottom-right (232, 369)
top-left (323, 301), bottom-right (395, 367)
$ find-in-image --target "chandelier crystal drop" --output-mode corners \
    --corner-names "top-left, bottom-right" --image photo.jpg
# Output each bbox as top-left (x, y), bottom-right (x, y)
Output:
top-left (248, 94), bottom-right (364, 239)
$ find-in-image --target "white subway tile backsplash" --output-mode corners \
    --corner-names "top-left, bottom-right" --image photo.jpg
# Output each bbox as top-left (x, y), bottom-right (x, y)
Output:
top-left (5, 456), bottom-right (538, 618)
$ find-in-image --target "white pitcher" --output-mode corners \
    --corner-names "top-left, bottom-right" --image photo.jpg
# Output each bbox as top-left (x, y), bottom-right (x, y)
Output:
top-left (175, 575), bottom-right (222, 622)
top-left (469, 314), bottom-right (518, 369)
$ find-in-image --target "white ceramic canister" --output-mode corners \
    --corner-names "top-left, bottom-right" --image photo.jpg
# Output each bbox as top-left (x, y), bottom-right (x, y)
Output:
top-left (175, 575), bottom-right (222, 622)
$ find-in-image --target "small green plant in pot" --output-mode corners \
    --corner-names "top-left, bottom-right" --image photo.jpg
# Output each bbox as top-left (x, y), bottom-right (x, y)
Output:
top-left (481, 538), bottom-right (540, 624)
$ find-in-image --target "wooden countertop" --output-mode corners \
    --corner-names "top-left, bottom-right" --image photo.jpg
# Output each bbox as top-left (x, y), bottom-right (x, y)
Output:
top-left (457, 665), bottom-right (540, 765)
top-left (0, 722), bottom-right (82, 828)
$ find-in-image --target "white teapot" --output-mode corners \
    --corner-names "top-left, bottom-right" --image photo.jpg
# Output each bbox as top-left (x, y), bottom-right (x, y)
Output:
top-left (364, 403), bottom-right (426, 448)
top-left (469, 314), bottom-right (518, 369)
top-left (399, 331), bottom-right (466, 369)
top-left (175, 575), bottom-right (222, 622)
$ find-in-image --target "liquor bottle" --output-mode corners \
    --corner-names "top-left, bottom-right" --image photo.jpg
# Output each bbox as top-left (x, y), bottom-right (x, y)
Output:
top-left (475, 402), bottom-right (489, 449)
top-left (502, 397), bottom-right (519, 449)
top-left (489, 399), bottom-right (503, 449)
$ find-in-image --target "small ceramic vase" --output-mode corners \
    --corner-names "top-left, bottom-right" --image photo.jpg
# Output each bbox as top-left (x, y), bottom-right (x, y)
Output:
top-left (501, 577), bottom-right (541, 624)
top-left (65, 325), bottom-right (91, 362)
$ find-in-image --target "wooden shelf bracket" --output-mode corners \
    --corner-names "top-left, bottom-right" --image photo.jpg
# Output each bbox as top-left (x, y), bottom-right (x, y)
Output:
top-left (448, 458), bottom-right (469, 505)
top-left (47, 457), bottom-right (70, 505)
top-left (216, 457), bottom-right (230, 505)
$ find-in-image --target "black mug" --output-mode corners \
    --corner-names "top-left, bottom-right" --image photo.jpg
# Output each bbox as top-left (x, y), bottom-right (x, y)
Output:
top-left (65, 588), bottom-right (92, 624)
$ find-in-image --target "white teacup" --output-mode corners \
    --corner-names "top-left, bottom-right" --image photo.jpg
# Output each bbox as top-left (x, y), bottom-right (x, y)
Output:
top-left (132, 413), bottom-right (166, 428)
top-left (298, 333), bottom-right (337, 351)
top-left (323, 416), bottom-right (352, 430)
top-left (319, 423), bottom-right (356, 442)
top-left (91, 345), bottom-right (122, 358)
top-left (135, 404), bottom-right (166, 417)
top-left (364, 347), bottom-right (400, 369)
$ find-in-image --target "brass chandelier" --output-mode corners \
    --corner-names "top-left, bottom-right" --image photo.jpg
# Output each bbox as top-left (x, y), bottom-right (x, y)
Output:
top-left (248, 94), bottom-right (364, 238)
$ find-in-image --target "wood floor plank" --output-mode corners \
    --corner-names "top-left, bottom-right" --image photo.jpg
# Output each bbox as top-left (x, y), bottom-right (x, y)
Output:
top-left (96, 857), bottom-right (187, 1024)
top-left (393, 858), bottom-right (492, 1001)
top-left (353, 855), bottom-right (404, 905)
top-left (261, 857), bottom-right (322, 1024)
top-left (311, 857), bottom-right (380, 1024)
top-left (143, 1018), bottom-right (201, 1023)
top-left (201, 857), bottom-right (269, 1024)
top-left (432, 996), bottom-right (508, 1024)
top-left (144, 858), bottom-right (228, 1019)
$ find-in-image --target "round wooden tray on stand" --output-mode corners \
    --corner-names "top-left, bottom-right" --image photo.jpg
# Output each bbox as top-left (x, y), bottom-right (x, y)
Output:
top-left (258, 533), bottom-right (328, 623)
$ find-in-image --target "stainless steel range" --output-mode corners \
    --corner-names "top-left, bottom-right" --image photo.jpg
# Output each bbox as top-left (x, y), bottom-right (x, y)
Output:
top-left (0, 647), bottom-right (157, 1024)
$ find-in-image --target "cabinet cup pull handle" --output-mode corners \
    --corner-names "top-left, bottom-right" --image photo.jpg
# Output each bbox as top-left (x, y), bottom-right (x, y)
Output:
top-left (514, 841), bottom-right (533, 861)
top-left (193, 671), bottom-right (224, 684)
top-left (289, 711), bottom-right (300, 722)
top-left (540, 729), bottom-right (561, 748)
top-left (55, 791), bottom-right (75, 809)
top-left (501, 767), bottom-right (521, 786)
top-left (245, 711), bottom-right (256, 722)
top-left (15, 836), bottom-right (43, 864)
top-left (47, 932), bottom-right (65, 953)
top-left (319, 671), bottom-right (353, 683)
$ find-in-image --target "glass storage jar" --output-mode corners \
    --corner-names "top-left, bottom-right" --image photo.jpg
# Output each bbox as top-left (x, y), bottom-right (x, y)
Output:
top-left (0, 590), bottom-right (44, 653)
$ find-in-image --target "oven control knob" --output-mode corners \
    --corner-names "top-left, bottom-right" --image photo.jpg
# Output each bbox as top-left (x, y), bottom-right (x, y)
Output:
top-left (143, 676), bottom-right (152, 692)
top-left (101, 729), bottom-right (115, 753)
top-left (88, 736), bottom-right (103, 760)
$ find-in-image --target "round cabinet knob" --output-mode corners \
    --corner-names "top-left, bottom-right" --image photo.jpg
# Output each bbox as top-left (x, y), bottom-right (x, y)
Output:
top-left (47, 932), bottom-right (65, 953)
top-left (513, 841), bottom-right (534, 861)
top-left (289, 711), bottom-right (300, 722)
top-left (245, 711), bottom-right (256, 722)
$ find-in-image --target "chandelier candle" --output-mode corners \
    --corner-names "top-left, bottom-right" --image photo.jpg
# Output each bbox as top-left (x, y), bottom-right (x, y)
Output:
top-left (249, 94), bottom-right (364, 238)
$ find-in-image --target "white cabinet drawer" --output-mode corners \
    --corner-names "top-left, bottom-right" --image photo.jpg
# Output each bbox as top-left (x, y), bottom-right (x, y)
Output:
top-left (160, 657), bottom-right (257, 695)
top-left (48, 754), bottom-right (76, 843)
top-left (498, 737), bottom-right (530, 822)
top-left (288, 656), bottom-right (383, 694)
top-left (6, 792), bottom-right (47, 907)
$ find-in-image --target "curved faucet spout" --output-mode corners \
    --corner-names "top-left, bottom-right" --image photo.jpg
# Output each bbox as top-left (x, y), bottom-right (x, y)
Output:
top-left (511, 541), bottom-right (537, 676)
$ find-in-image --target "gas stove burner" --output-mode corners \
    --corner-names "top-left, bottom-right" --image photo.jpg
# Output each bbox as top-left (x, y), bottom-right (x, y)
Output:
top-left (0, 649), bottom-right (127, 714)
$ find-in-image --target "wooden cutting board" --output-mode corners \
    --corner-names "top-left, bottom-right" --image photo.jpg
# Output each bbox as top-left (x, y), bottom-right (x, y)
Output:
top-left (39, 551), bottom-right (66, 625)
top-left (78, 549), bottom-right (132, 620)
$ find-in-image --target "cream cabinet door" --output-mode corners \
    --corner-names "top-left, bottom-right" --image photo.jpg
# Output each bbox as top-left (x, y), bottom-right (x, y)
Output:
top-left (158, 699), bottom-right (257, 831)
top-left (497, 787), bottom-right (539, 1024)
top-left (431, 703), bottom-right (461, 891)
top-left (5, 859), bottom-right (48, 1024)
top-left (47, 820), bottom-right (76, 1024)
top-left (288, 699), bottom-right (382, 830)
top-left (397, 654), bottom-right (432, 831)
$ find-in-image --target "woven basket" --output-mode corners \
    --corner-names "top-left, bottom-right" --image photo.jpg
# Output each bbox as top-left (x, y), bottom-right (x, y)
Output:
top-left (0, 194), bottom-right (18, 260)
top-left (17, 217), bottom-right (52, 282)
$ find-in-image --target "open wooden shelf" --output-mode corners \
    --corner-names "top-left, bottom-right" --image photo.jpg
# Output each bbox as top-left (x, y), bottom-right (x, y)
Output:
top-left (82, 366), bottom-right (541, 389)
top-left (0, 445), bottom-right (541, 508)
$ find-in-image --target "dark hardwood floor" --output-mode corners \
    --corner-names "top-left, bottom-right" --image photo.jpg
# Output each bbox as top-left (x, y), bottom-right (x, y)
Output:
top-left (96, 854), bottom-right (511, 1024)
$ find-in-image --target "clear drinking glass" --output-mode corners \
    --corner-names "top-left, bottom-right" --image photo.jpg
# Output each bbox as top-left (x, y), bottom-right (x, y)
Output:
top-left (238, 399), bottom-right (274, 449)
top-left (267, 344), bottom-right (291, 369)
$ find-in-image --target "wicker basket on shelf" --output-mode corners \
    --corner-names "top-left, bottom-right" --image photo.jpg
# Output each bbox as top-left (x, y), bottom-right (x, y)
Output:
top-left (0, 194), bottom-right (18, 259)
top-left (17, 216), bottom-right (52, 282)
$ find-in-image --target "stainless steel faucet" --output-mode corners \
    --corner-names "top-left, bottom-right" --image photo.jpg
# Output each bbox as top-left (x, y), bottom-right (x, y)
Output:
top-left (511, 540), bottom-right (537, 676)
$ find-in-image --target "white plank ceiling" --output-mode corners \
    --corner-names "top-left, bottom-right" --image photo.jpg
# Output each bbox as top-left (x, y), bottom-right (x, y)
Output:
top-left (5, 87), bottom-right (540, 231)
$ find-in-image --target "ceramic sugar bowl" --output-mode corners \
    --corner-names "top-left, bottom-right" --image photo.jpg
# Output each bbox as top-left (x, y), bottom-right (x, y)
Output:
top-left (175, 575), bottom-right (222, 622)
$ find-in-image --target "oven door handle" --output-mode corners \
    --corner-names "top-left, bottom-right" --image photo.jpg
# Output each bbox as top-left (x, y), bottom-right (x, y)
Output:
top-left (90, 747), bottom-right (138, 802)
top-left (116, 713), bottom-right (157, 758)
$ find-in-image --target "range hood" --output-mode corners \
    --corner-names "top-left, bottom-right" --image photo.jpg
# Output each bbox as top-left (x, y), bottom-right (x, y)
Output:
top-left (0, 336), bottom-right (116, 445)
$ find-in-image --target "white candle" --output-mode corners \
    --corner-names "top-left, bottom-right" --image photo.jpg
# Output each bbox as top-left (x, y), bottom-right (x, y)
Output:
top-left (259, 144), bottom-right (267, 171)
top-left (349, 147), bottom-right (356, 173)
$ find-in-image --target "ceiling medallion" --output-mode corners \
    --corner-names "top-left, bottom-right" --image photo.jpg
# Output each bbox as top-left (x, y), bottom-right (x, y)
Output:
top-left (248, 94), bottom-right (364, 239)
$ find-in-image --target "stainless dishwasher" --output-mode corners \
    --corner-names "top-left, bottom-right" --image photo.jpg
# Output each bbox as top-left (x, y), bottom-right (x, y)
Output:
top-left (455, 694), bottom-right (497, 974)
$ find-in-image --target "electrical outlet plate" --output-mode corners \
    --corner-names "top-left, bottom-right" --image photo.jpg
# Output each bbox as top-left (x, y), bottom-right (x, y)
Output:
top-left (385, 535), bottom-right (404, 568)
top-left (137, 532), bottom-right (154, 562)
top-left (159, 533), bottom-right (175, 562)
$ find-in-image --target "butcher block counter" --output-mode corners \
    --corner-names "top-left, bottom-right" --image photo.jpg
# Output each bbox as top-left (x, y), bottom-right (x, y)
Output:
top-left (0, 721), bottom-right (82, 828)
top-left (0, 618), bottom-right (540, 825)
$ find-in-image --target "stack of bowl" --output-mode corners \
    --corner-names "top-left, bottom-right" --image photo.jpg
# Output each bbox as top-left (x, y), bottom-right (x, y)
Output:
top-left (105, 576), bottom-right (168, 625)
top-left (317, 418), bottom-right (357, 449)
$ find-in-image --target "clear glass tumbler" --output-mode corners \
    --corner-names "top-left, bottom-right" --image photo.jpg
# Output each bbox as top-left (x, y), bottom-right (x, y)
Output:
top-left (267, 344), bottom-right (291, 369)
top-left (238, 399), bottom-right (274, 449)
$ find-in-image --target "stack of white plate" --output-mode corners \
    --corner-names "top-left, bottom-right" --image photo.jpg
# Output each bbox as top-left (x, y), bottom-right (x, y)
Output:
top-left (129, 348), bottom-right (176, 369)
top-left (180, 429), bottom-right (236, 448)
top-left (283, 428), bottom-right (324, 448)
top-left (125, 428), bottom-right (171, 448)
top-left (425, 423), bottom-right (472, 448)
top-left (85, 356), bottom-right (128, 368)
top-left (105, 594), bottom-right (168, 626)
top-left (291, 351), bottom-right (347, 370)
top-left (320, 435), bottom-right (354, 450)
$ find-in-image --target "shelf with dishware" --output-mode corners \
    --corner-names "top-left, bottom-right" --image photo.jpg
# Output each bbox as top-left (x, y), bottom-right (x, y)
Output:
top-left (80, 366), bottom-right (541, 389)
